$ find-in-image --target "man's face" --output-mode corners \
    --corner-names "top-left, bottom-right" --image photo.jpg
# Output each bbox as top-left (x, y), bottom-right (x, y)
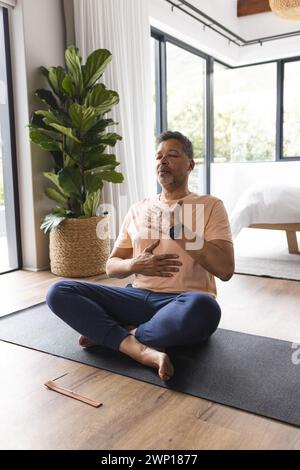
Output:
top-left (155, 139), bottom-right (194, 188)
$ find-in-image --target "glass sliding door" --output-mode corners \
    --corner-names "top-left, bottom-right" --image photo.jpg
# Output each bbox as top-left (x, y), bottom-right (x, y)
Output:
top-left (0, 6), bottom-right (21, 273)
top-left (166, 42), bottom-right (206, 195)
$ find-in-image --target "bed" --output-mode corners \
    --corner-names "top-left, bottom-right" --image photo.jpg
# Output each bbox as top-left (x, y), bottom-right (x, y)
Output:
top-left (229, 182), bottom-right (300, 254)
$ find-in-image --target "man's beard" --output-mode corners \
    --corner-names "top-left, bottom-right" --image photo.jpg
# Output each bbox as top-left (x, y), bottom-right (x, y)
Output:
top-left (158, 172), bottom-right (175, 185)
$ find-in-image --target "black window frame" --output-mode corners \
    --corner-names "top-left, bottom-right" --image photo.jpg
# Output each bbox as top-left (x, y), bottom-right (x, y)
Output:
top-left (280, 56), bottom-right (300, 160)
top-left (0, 6), bottom-right (22, 275)
top-left (151, 28), bottom-right (300, 195)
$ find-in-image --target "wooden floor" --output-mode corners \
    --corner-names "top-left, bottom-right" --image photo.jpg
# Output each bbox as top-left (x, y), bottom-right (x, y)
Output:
top-left (0, 269), bottom-right (300, 450)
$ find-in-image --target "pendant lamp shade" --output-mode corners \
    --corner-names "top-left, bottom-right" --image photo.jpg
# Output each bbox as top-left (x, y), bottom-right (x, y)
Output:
top-left (269, 0), bottom-right (300, 20)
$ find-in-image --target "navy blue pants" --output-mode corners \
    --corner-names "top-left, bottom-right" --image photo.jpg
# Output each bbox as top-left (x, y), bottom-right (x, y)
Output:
top-left (46, 281), bottom-right (221, 351)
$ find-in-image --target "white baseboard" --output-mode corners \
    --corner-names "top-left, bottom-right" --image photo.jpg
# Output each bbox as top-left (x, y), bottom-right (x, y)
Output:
top-left (22, 265), bottom-right (50, 272)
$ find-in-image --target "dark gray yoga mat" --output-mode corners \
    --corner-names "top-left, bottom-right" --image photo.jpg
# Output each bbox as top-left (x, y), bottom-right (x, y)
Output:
top-left (0, 302), bottom-right (299, 427)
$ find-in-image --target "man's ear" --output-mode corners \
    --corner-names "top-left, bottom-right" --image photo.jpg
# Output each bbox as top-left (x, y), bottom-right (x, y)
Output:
top-left (189, 159), bottom-right (195, 171)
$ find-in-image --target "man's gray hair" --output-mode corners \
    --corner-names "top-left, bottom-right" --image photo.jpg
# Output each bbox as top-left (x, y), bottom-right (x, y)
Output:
top-left (157, 131), bottom-right (194, 160)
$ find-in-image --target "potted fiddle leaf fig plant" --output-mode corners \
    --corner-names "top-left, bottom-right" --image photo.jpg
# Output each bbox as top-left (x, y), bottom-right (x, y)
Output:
top-left (28, 45), bottom-right (124, 277)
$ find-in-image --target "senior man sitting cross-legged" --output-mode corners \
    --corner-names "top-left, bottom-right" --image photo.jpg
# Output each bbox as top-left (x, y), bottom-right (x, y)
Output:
top-left (46, 131), bottom-right (235, 381)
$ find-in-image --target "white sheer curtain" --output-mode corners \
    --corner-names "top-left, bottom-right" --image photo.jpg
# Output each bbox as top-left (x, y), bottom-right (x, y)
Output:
top-left (73, 0), bottom-right (156, 238)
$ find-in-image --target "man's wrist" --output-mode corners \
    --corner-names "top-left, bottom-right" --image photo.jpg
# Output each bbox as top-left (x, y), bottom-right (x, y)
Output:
top-left (128, 258), bottom-right (137, 275)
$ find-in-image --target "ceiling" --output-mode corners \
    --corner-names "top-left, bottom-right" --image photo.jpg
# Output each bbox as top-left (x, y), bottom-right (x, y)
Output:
top-left (182, 0), bottom-right (300, 41)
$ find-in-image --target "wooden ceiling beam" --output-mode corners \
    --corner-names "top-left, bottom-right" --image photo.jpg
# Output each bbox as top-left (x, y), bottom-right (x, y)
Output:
top-left (237, 0), bottom-right (271, 17)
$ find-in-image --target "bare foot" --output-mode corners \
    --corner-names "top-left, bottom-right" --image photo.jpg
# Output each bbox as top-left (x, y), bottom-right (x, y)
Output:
top-left (78, 335), bottom-right (98, 348)
top-left (119, 335), bottom-right (174, 381)
top-left (125, 325), bottom-right (166, 352)
top-left (141, 346), bottom-right (174, 381)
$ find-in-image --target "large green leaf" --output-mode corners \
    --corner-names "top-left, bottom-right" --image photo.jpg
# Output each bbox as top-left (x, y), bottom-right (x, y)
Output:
top-left (63, 153), bottom-right (77, 168)
top-left (36, 109), bottom-right (69, 127)
top-left (29, 112), bottom-right (56, 132)
top-left (97, 132), bottom-right (122, 147)
top-left (85, 84), bottom-right (119, 114)
top-left (85, 118), bottom-right (118, 138)
top-left (96, 170), bottom-right (124, 183)
top-left (85, 145), bottom-right (107, 158)
top-left (43, 172), bottom-right (69, 197)
top-left (65, 135), bottom-right (76, 153)
top-left (62, 75), bottom-right (76, 98)
top-left (63, 136), bottom-right (81, 165)
top-left (41, 213), bottom-right (66, 234)
top-left (84, 172), bottom-right (104, 193)
top-left (45, 187), bottom-right (68, 205)
top-left (69, 103), bottom-right (98, 136)
top-left (40, 207), bottom-right (74, 234)
top-left (42, 121), bottom-right (81, 143)
top-left (84, 152), bottom-right (119, 170)
top-left (97, 164), bottom-right (119, 171)
top-left (84, 119), bottom-right (119, 147)
top-left (40, 66), bottom-right (50, 80)
top-left (50, 151), bottom-right (64, 170)
top-left (83, 189), bottom-right (101, 217)
top-left (47, 66), bottom-right (67, 100)
top-left (68, 195), bottom-right (81, 214)
top-left (58, 167), bottom-right (82, 198)
top-left (82, 49), bottom-right (112, 88)
top-left (65, 46), bottom-right (83, 96)
top-left (34, 89), bottom-right (59, 110)
top-left (29, 129), bottom-right (62, 151)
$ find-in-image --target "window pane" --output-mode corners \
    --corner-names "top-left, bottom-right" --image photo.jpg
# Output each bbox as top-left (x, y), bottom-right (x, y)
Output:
top-left (283, 61), bottom-right (300, 158)
top-left (166, 42), bottom-right (206, 194)
top-left (150, 36), bottom-right (157, 148)
top-left (0, 7), bottom-right (19, 273)
top-left (214, 62), bottom-right (276, 162)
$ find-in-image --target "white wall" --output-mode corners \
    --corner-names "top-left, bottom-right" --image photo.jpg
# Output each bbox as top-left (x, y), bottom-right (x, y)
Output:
top-left (9, 0), bottom-right (65, 271)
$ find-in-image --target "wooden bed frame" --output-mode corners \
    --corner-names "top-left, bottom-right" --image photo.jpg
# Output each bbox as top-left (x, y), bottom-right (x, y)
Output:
top-left (249, 223), bottom-right (300, 254)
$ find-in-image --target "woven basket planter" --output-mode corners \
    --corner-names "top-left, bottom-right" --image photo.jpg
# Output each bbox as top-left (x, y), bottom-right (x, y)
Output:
top-left (49, 215), bottom-right (110, 277)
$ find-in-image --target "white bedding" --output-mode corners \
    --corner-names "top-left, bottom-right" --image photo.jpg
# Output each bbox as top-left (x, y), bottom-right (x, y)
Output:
top-left (229, 182), bottom-right (300, 239)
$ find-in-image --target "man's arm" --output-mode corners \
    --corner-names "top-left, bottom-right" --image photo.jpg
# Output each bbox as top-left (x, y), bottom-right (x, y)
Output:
top-left (168, 200), bottom-right (235, 281)
top-left (106, 246), bottom-right (134, 279)
top-left (173, 234), bottom-right (235, 281)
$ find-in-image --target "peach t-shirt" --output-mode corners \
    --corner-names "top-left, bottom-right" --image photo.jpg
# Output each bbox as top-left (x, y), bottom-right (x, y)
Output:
top-left (113, 192), bottom-right (233, 299)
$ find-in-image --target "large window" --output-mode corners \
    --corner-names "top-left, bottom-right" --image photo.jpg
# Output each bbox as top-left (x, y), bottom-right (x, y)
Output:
top-left (214, 62), bottom-right (277, 163)
top-left (151, 29), bottom-right (300, 198)
top-left (283, 60), bottom-right (300, 158)
top-left (0, 6), bottom-right (20, 273)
